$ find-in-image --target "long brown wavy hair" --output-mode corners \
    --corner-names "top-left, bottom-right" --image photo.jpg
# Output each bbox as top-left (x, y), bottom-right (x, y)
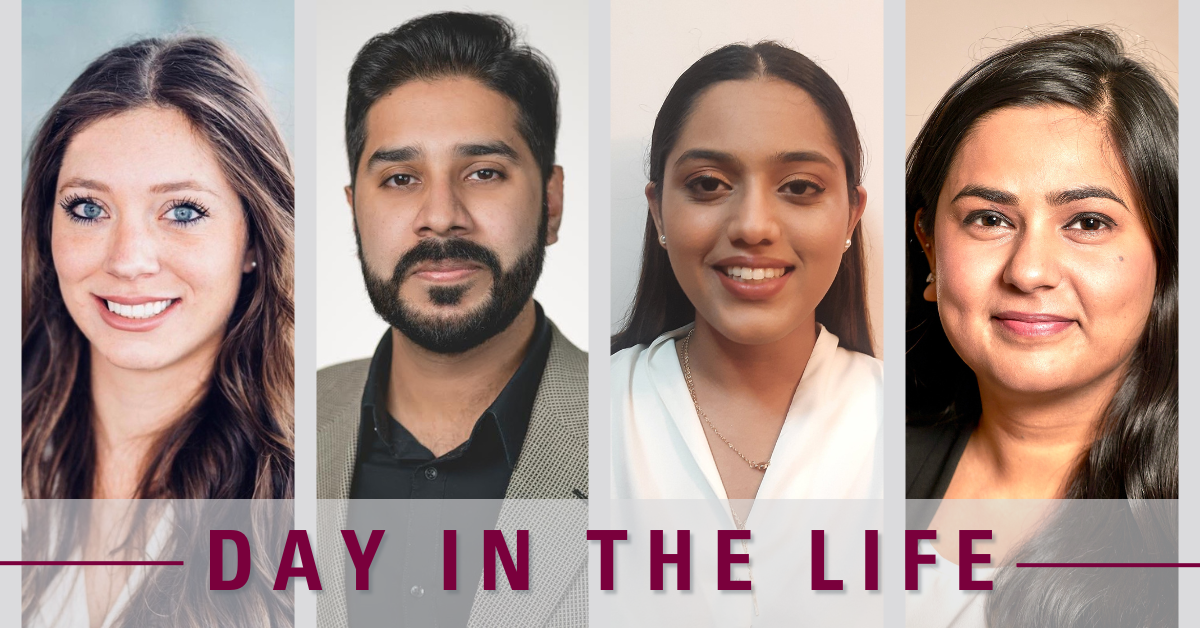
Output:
top-left (21, 36), bottom-right (294, 500)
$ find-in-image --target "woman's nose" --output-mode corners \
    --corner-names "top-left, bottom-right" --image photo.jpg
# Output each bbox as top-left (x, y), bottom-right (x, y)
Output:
top-left (1003, 224), bottom-right (1062, 292)
top-left (726, 184), bottom-right (780, 246)
top-left (103, 216), bottom-right (160, 280)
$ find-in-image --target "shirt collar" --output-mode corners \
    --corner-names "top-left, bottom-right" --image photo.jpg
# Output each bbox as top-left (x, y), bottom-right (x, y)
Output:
top-left (360, 303), bottom-right (553, 469)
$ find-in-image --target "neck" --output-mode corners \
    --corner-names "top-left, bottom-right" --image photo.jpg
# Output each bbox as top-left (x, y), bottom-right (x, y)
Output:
top-left (387, 300), bottom-right (537, 425)
top-left (89, 342), bottom-right (218, 499)
top-left (971, 372), bottom-right (1122, 497)
top-left (685, 314), bottom-right (819, 396)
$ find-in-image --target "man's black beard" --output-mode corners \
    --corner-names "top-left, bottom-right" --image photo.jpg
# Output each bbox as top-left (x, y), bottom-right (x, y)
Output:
top-left (358, 205), bottom-right (547, 355)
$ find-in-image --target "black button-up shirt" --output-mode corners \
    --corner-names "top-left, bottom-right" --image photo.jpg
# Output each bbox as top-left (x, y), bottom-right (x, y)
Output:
top-left (350, 304), bottom-right (552, 499)
top-left (345, 306), bottom-right (552, 626)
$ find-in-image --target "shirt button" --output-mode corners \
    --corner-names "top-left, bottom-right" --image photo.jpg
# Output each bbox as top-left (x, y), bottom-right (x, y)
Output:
top-left (410, 585), bottom-right (424, 598)
top-left (424, 467), bottom-right (438, 480)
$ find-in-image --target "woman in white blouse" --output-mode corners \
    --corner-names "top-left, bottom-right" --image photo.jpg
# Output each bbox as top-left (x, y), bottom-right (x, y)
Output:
top-left (610, 41), bottom-right (883, 504)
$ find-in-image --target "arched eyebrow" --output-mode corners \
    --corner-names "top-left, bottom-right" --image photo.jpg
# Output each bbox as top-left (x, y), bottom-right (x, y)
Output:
top-left (148, 180), bottom-right (219, 196)
top-left (674, 149), bottom-right (741, 169)
top-left (951, 184), bottom-right (1019, 206)
top-left (772, 150), bottom-right (836, 168)
top-left (1048, 185), bottom-right (1127, 208)
top-left (57, 178), bottom-right (110, 194)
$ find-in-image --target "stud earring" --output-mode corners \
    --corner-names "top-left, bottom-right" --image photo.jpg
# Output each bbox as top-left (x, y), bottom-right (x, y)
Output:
top-left (844, 238), bottom-right (852, 249)
top-left (659, 234), bottom-right (667, 246)
top-left (926, 272), bottom-right (935, 284)
top-left (250, 260), bottom-right (258, 269)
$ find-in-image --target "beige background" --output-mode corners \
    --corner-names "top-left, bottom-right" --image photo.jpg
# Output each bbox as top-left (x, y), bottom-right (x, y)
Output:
top-left (611, 0), bottom-right (885, 356)
top-left (907, 0), bottom-right (1178, 148)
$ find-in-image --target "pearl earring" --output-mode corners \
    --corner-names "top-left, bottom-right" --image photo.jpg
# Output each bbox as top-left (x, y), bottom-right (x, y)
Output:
top-left (250, 260), bottom-right (258, 269)
top-left (659, 234), bottom-right (667, 246)
top-left (844, 238), bottom-right (852, 249)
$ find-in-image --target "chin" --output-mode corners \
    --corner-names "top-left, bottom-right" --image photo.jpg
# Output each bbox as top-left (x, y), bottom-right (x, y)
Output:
top-left (975, 358), bottom-right (1084, 396)
top-left (92, 344), bottom-right (179, 372)
top-left (706, 315), bottom-right (797, 346)
top-left (413, 298), bottom-right (489, 322)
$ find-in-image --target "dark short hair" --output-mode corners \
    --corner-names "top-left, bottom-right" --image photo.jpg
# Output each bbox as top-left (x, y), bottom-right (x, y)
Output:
top-left (611, 41), bottom-right (872, 356)
top-left (344, 12), bottom-right (559, 185)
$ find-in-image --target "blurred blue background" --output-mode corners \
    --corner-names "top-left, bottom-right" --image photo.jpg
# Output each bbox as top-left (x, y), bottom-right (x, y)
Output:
top-left (22, 0), bottom-right (294, 154)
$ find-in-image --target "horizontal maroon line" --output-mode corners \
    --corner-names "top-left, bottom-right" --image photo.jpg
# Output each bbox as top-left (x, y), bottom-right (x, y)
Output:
top-left (1017, 563), bottom-right (1200, 568)
top-left (0, 561), bottom-right (183, 566)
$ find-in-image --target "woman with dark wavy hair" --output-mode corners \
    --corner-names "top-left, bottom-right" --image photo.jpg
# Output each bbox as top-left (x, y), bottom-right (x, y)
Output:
top-left (906, 27), bottom-right (1176, 627)
top-left (611, 41), bottom-right (880, 506)
top-left (22, 36), bottom-right (293, 626)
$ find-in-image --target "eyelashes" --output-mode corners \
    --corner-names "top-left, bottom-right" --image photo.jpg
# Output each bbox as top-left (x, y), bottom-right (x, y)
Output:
top-left (57, 194), bottom-right (211, 227)
top-left (680, 174), bottom-right (827, 201)
top-left (962, 209), bottom-right (1117, 232)
top-left (60, 194), bottom-right (106, 224)
top-left (163, 197), bottom-right (211, 226)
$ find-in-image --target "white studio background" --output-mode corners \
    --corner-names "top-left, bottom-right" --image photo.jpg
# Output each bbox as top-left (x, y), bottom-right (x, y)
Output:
top-left (315, 0), bottom-right (589, 369)
top-left (610, 0), bottom-right (885, 357)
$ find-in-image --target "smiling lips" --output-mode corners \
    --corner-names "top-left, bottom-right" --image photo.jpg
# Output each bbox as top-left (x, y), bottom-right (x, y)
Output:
top-left (96, 295), bottom-right (179, 332)
top-left (714, 257), bottom-right (794, 300)
top-left (993, 311), bottom-right (1076, 337)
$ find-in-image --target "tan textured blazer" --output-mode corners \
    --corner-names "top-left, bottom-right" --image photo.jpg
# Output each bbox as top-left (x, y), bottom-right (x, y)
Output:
top-left (316, 322), bottom-right (589, 627)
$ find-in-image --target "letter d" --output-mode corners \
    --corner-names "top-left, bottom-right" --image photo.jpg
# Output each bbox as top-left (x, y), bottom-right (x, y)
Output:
top-left (211, 530), bottom-right (251, 590)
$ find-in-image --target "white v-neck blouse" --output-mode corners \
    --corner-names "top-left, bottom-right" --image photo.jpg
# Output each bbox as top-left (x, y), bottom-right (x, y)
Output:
top-left (611, 323), bottom-right (883, 499)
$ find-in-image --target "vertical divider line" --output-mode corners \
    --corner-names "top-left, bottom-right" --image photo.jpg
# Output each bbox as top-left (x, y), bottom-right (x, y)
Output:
top-left (1177, 1), bottom-right (1194, 625)
top-left (3, 0), bottom-right (23, 622)
top-left (588, 0), bottom-right (613, 624)
top-left (883, 0), bottom-right (907, 625)
top-left (294, 0), bottom-right (317, 625)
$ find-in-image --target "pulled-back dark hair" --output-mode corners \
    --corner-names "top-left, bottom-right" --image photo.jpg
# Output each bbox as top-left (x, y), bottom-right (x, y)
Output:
top-left (906, 27), bottom-right (1177, 628)
top-left (906, 27), bottom-right (1177, 500)
top-left (344, 11), bottom-right (559, 185)
top-left (611, 41), bottom-right (872, 355)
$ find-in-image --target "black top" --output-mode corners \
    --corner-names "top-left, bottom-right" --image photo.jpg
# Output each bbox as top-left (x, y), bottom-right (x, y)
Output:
top-left (349, 305), bottom-right (552, 499)
top-left (906, 416), bottom-right (976, 500)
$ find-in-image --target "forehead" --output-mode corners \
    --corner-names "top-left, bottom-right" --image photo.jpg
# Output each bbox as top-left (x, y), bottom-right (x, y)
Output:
top-left (945, 105), bottom-right (1131, 200)
top-left (361, 77), bottom-right (528, 160)
top-left (671, 78), bottom-right (841, 169)
top-left (58, 107), bottom-right (228, 190)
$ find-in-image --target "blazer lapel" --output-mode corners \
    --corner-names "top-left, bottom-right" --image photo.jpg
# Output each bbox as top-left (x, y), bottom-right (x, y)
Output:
top-left (468, 325), bottom-right (589, 627)
top-left (315, 359), bottom-right (368, 628)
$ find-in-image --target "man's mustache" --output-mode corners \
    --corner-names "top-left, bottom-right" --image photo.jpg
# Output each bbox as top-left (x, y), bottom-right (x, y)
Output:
top-left (390, 238), bottom-right (502, 283)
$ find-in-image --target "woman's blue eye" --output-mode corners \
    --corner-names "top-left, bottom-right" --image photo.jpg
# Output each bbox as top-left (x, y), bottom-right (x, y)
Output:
top-left (169, 205), bottom-right (202, 222)
top-left (76, 202), bottom-right (102, 220)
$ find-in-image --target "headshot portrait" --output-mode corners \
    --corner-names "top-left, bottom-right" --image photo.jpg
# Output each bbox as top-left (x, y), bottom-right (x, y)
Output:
top-left (20, 0), bottom-right (294, 626)
top-left (905, 2), bottom-right (1178, 625)
top-left (314, 3), bottom-right (588, 627)
top-left (609, 0), bottom-right (885, 505)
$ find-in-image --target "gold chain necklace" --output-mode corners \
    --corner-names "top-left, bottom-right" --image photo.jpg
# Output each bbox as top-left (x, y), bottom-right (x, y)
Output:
top-left (681, 328), bottom-right (770, 472)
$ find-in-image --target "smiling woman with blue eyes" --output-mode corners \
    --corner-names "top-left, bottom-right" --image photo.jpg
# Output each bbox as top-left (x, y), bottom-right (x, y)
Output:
top-left (610, 42), bottom-right (882, 509)
top-left (23, 36), bottom-right (294, 502)
top-left (21, 34), bottom-right (294, 627)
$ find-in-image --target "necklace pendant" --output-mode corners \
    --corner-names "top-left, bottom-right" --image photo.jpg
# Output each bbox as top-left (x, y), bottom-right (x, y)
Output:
top-left (750, 461), bottom-right (769, 471)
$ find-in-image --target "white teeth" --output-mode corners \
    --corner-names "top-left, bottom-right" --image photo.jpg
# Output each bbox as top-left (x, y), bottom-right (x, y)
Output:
top-left (106, 299), bottom-right (173, 320)
top-left (724, 267), bottom-right (787, 282)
